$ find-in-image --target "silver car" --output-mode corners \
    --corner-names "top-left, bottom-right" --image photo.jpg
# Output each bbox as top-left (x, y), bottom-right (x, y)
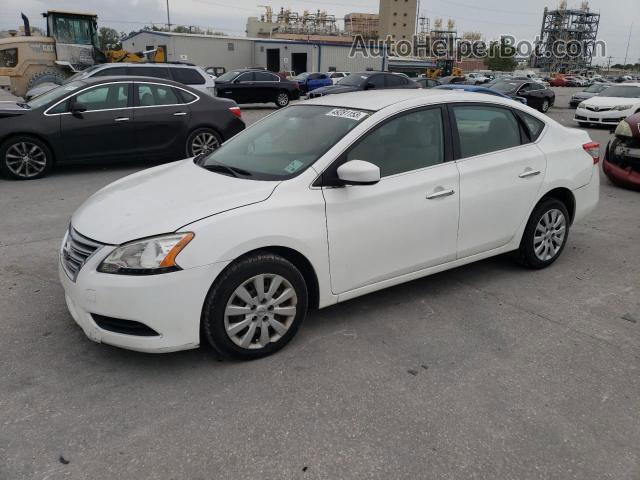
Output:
top-left (569, 83), bottom-right (613, 108)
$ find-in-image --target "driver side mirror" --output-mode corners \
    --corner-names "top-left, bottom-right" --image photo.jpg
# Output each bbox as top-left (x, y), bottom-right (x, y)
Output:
top-left (233, 78), bottom-right (241, 84)
top-left (70, 100), bottom-right (87, 117)
top-left (336, 160), bottom-right (380, 186)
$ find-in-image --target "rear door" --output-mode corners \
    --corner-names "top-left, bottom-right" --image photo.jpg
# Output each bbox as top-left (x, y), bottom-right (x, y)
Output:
top-left (253, 71), bottom-right (281, 102)
top-left (451, 104), bottom-right (546, 258)
top-left (131, 81), bottom-right (192, 159)
top-left (59, 82), bottom-right (135, 161)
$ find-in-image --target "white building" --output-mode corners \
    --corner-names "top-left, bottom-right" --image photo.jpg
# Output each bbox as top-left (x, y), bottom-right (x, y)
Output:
top-left (122, 31), bottom-right (387, 74)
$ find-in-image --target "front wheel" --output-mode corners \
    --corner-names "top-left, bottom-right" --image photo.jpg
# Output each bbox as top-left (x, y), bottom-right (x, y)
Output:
top-left (0, 136), bottom-right (53, 180)
top-left (275, 91), bottom-right (290, 108)
top-left (516, 198), bottom-right (570, 269)
top-left (186, 128), bottom-right (222, 157)
top-left (202, 252), bottom-right (308, 360)
top-left (540, 99), bottom-right (550, 113)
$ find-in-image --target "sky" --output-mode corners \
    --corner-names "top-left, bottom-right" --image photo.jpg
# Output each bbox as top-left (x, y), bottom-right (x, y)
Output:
top-left (2, 0), bottom-right (638, 66)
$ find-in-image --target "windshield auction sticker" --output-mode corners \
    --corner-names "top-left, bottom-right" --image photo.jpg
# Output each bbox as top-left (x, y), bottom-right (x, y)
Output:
top-left (326, 109), bottom-right (369, 121)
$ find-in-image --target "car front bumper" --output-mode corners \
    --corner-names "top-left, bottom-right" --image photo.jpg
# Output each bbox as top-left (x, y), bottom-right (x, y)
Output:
top-left (574, 107), bottom-right (632, 125)
top-left (59, 246), bottom-right (230, 353)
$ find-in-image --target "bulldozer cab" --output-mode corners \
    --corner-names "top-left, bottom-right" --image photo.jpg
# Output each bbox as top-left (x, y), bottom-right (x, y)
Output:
top-left (43, 10), bottom-right (101, 68)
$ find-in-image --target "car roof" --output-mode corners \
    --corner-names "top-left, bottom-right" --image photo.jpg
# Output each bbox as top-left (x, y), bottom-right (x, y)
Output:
top-left (96, 63), bottom-right (198, 68)
top-left (78, 76), bottom-right (189, 88)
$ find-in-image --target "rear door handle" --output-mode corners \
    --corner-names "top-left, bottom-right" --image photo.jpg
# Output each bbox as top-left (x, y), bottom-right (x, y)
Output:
top-left (114, 117), bottom-right (130, 122)
top-left (173, 112), bottom-right (187, 116)
top-left (519, 169), bottom-right (541, 179)
top-left (426, 188), bottom-right (455, 200)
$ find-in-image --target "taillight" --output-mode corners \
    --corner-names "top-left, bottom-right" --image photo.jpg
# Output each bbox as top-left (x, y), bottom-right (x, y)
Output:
top-left (583, 142), bottom-right (600, 164)
top-left (229, 106), bottom-right (241, 119)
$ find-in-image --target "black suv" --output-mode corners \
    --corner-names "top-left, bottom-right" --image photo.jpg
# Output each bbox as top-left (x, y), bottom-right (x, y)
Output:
top-left (308, 72), bottom-right (419, 98)
top-left (213, 69), bottom-right (301, 108)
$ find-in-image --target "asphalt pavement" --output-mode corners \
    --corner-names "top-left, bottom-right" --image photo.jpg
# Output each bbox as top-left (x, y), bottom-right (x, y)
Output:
top-left (1, 88), bottom-right (639, 480)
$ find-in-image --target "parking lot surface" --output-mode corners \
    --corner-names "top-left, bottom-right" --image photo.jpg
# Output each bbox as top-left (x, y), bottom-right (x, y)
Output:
top-left (1, 88), bottom-right (639, 479)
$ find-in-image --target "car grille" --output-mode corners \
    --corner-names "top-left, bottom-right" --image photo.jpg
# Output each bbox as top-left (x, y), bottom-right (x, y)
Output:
top-left (61, 228), bottom-right (105, 282)
top-left (585, 106), bottom-right (612, 112)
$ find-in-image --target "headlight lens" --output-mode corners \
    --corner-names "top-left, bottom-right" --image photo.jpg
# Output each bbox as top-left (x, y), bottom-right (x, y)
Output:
top-left (615, 120), bottom-right (633, 137)
top-left (98, 232), bottom-right (194, 275)
top-left (578, 102), bottom-right (586, 108)
top-left (614, 105), bottom-right (633, 111)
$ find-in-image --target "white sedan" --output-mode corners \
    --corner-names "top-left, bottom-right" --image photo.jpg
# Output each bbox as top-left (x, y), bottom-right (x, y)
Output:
top-left (59, 90), bottom-right (600, 359)
top-left (575, 83), bottom-right (640, 127)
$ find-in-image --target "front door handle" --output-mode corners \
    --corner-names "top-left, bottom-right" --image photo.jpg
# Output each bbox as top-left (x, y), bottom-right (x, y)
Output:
top-left (519, 168), bottom-right (541, 179)
top-left (426, 188), bottom-right (455, 200)
top-left (173, 112), bottom-right (187, 116)
top-left (114, 117), bottom-right (130, 122)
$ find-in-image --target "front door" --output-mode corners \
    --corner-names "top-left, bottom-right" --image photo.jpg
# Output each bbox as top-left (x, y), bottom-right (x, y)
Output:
top-left (59, 82), bottom-right (135, 161)
top-left (322, 107), bottom-right (459, 294)
top-left (451, 104), bottom-right (546, 258)
top-left (266, 49), bottom-right (280, 72)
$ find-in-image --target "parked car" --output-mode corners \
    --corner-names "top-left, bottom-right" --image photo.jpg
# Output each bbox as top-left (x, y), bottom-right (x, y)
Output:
top-left (203, 66), bottom-right (226, 79)
top-left (294, 72), bottom-right (332, 94)
top-left (0, 77), bottom-right (244, 180)
top-left (439, 75), bottom-right (467, 85)
top-left (327, 72), bottom-right (351, 84)
top-left (569, 83), bottom-right (613, 108)
top-left (213, 69), bottom-right (300, 108)
top-left (550, 76), bottom-right (571, 87)
top-left (602, 113), bottom-right (640, 189)
top-left (574, 83), bottom-right (640, 127)
top-left (307, 71), bottom-right (419, 98)
top-left (466, 72), bottom-right (490, 84)
top-left (59, 89), bottom-right (600, 359)
top-left (488, 80), bottom-right (555, 112)
top-left (25, 63), bottom-right (216, 100)
top-left (434, 84), bottom-right (527, 104)
top-left (415, 78), bottom-right (442, 89)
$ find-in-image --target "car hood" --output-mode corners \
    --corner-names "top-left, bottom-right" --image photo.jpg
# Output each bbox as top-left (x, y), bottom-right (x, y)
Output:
top-left (583, 96), bottom-right (640, 107)
top-left (72, 159), bottom-right (279, 245)
top-left (0, 101), bottom-right (28, 117)
top-left (312, 84), bottom-right (360, 95)
top-left (25, 82), bottom-right (58, 100)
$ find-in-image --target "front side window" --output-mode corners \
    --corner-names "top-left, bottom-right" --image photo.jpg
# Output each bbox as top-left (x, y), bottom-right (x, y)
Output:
top-left (385, 74), bottom-right (407, 87)
top-left (199, 105), bottom-right (370, 180)
top-left (30, 81), bottom-right (84, 110)
top-left (453, 106), bottom-right (522, 158)
top-left (0, 48), bottom-right (18, 68)
top-left (171, 68), bottom-right (206, 85)
top-left (346, 108), bottom-right (444, 177)
top-left (136, 83), bottom-right (180, 106)
top-left (237, 72), bottom-right (255, 82)
top-left (72, 83), bottom-right (129, 111)
top-left (216, 70), bottom-right (242, 82)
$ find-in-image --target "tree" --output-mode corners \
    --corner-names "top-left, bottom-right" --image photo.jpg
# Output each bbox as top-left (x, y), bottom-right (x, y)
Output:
top-left (484, 37), bottom-right (517, 71)
top-left (98, 27), bottom-right (122, 50)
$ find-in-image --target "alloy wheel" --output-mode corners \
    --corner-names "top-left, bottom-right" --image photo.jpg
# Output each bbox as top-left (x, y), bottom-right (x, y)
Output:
top-left (224, 274), bottom-right (298, 350)
top-left (191, 132), bottom-right (220, 156)
top-left (542, 100), bottom-right (550, 112)
top-left (276, 93), bottom-right (289, 107)
top-left (5, 142), bottom-right (47, 178)
top-left (533, 209), bottom-right (566, 261)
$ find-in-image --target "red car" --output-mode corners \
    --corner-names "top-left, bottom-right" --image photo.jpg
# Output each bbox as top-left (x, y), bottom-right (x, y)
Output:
top-left (603, 113), bottom-right (640, 190)
top-left (550, 76), bottom-right (569, 87)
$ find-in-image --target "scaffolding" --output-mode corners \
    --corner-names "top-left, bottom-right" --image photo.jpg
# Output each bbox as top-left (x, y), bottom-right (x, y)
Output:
top-left (533, 1), bottom-right (600, 72)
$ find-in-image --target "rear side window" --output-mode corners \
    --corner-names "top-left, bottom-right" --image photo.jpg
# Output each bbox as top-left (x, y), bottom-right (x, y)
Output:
top-left (170, 68), bottom-right (206, 85)
top-left (131, 66), bottom-right (172, 80)
top-left (92, 67), bottom-right (128, 77)
top-left (177, 89), bottom-right (197, 103)
top-left (137, 83), bottom-right (180, 106)
top-left (254, 71), bottom-right (278, 81)
top-left (385, 75), bottom-right (408, 87)
top-left (517, 111), bottom-right (546, 141)
top-left (367, 75), bottom-right (385, 88)
top-left (452, 106), bottom-right (522, 158)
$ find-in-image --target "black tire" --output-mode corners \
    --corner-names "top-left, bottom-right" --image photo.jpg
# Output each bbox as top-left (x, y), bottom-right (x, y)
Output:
top-left (202, 252), bottom-right (308, 360)
top-left (185, 128), bottom-right (222, 157)
top-left (275, 90), bottom-right (290, 108)
top-left (0, 135), bottom-right (53, 180)
top-left (516, 198), bottom-right (570, 269)
top-left (540, 99), bottom-right (550, 113)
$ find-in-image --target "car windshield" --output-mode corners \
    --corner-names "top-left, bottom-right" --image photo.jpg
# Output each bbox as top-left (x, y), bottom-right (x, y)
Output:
top-left (600, 86), bottom-right (640, 98)
top-left (216, 70), bottom-right (242, 82)
top-left (295, 73), bottom-right (310, 80)
top-left (491, 81), bottom-right (520, 93)
top-left (26, 81), bottom-right (85, 109)
top-left (585, 84), bottom-right (608, 93)
top-left (198, 105), bottom-right (370, 180)
top-left (337, 74), bottom-right (367, 87)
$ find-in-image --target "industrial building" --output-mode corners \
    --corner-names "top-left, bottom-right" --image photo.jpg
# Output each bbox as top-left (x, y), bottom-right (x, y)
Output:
top-left (379, 0), bottom-right (418, 41)
top-left (532, 0), bottom-right (600, 72)
top-left (344, 13), bottom-right (379, 39)
top-left (122, 31), bottom-right (387, 75)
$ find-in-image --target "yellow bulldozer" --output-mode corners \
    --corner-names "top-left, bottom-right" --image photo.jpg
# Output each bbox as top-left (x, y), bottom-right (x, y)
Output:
top-left (426, 59), bottom-right (463, 79)
top-left (0, 10), bottom-right (165, 98)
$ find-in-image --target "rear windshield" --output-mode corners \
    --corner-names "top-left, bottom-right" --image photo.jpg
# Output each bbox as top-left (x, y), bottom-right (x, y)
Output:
top-left (338, 74), bottom-right (367, 87)
top-left (198, 105), bottom-right (370, 180)
top-left (216, 70), bottom-right (242, 82)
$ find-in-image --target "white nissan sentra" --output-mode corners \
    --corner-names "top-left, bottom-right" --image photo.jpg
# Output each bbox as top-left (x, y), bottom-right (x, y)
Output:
top-left (59, 90), bottom-right (600, 359)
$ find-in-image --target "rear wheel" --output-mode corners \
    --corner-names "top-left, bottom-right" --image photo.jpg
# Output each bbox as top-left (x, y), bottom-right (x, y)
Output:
top-left (186, 128), bottom-right (222, 157)
top-left (202, 252), bottom-right (308, 360)
top-left (275, 90), bottom-right (290, 108)
top-left (540, 99), bottom-right (550, 113)
top-left (516, 198), bottom-right (570, 269)
top-left (0, 136), bottom-right (53, 180)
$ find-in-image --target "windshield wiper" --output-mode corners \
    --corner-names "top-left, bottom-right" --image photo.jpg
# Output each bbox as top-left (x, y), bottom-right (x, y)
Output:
top-left (201, 163), bottom-right (252, 178)
top-left (16, 102), bottom-right (30, 109)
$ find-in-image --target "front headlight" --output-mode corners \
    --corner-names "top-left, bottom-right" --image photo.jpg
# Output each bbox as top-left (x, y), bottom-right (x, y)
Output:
top-left (578, 102), bottom-right (586, 109)
top-left (614, 120), bottom-right (633, 137)
top-left (98, 232), bottom-right (194, 275)
top-left (614, 105), bottom-right (633, 111)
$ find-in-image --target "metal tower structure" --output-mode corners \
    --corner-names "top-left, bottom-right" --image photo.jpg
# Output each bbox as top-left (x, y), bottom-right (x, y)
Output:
top-left (533, 2), bottom-right (600, 73)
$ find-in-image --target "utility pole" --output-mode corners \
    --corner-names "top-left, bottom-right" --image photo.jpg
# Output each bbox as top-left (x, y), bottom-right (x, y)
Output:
top-left (607, 55), bottom-right (613, 73)
top-left (166, 0), bottom-right (172, 31)
top-left (623, 23), bottom-right (633, 68)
